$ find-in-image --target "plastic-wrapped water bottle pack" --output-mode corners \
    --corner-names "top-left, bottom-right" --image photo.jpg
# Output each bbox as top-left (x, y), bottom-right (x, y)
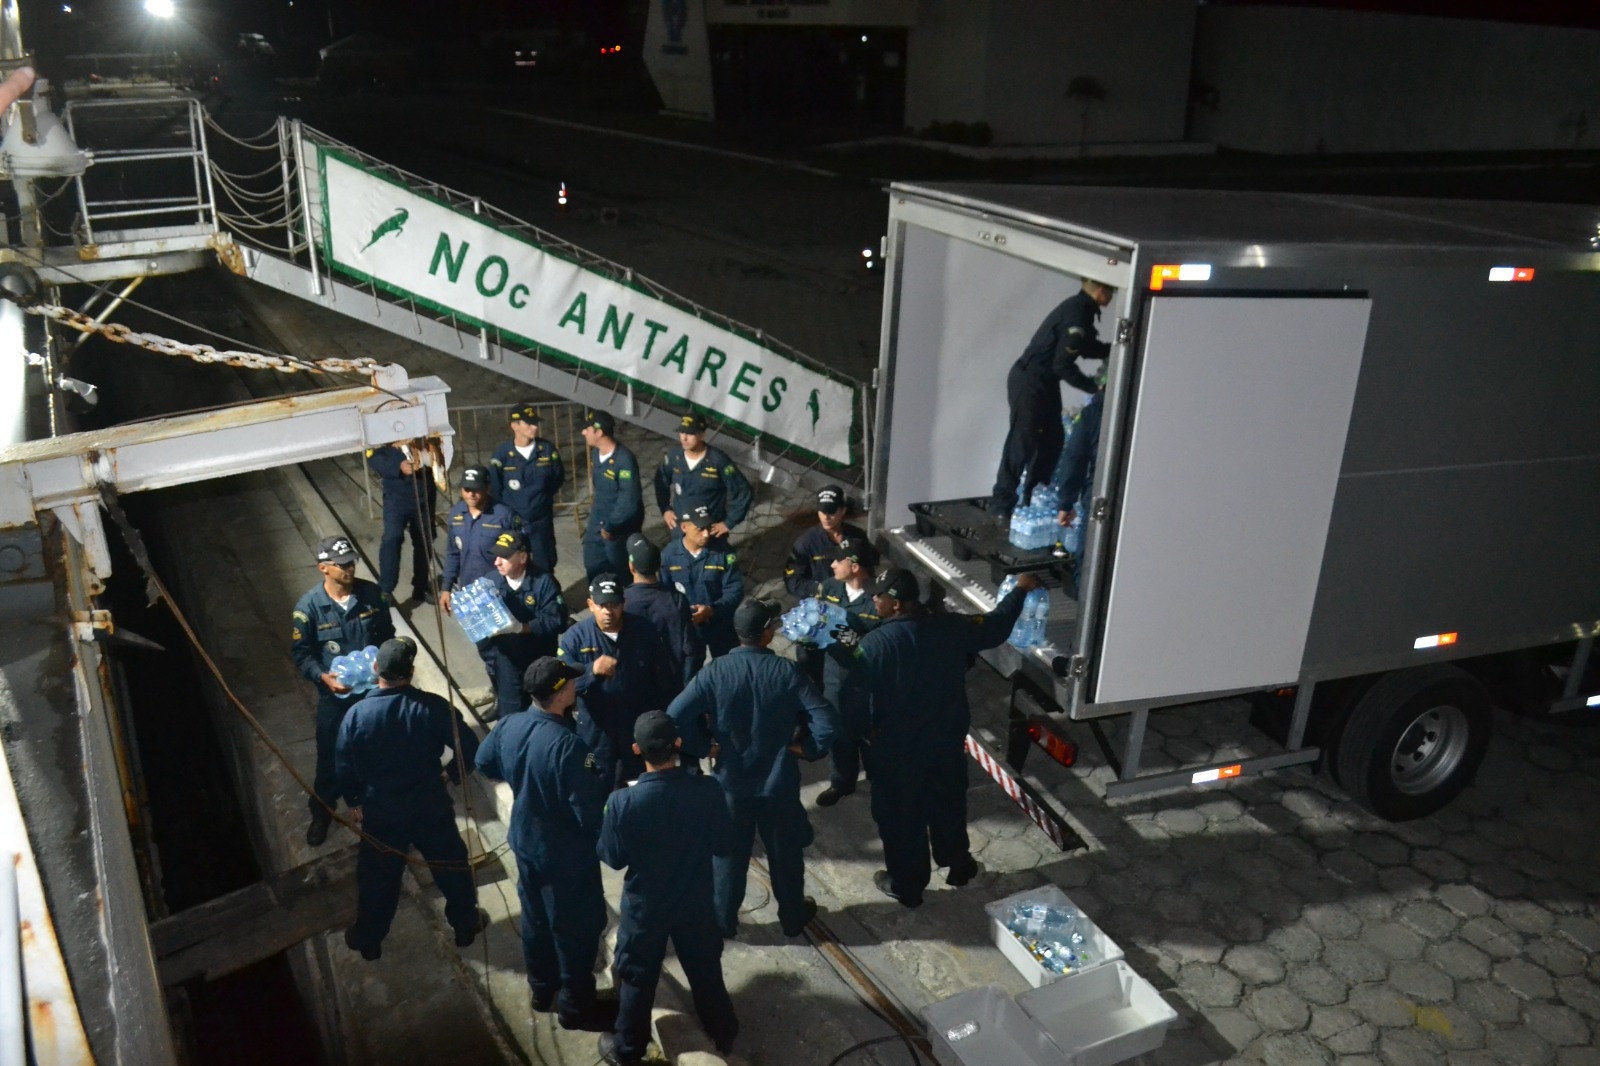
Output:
top-left (1008, 483), bottom-right (1063, 551)
top-left (331, 645), bottom-right (379, 694)
top-left (1005, 901), bottom-right (1092, 974)
top-left (451, 576), bottom-right (516, 642)
top-left (780, 597), bottom-right (849, 648)
top-left (997, 575), bottom-right (1051, 649)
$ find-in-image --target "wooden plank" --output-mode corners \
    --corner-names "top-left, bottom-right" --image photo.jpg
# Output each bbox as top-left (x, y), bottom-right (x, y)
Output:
top-left (150, 846), bottom-right (358, 986)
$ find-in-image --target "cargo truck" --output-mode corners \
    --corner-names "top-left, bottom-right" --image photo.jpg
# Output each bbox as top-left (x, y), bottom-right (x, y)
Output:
top-left (870, 184), bottom-right (1600, 820)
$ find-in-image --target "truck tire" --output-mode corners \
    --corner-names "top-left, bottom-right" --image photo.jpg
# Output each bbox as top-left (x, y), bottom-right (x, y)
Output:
top-left (1334, 665), bottom-right (1492, 821)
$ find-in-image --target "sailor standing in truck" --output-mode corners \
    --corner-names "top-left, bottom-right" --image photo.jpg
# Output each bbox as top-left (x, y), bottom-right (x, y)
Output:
top-left (488, 402), bottom-right (565, 575)
top-left (654, 412), bottom-right (752, 540)
top-left (990, 279), bottom-right (1113, 527)
top-left (580, 410), bottom-right (644, 582)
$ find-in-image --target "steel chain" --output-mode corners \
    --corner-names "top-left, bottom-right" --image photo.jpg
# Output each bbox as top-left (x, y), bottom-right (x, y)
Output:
top-left (23, 299), bottom-right (382, 376)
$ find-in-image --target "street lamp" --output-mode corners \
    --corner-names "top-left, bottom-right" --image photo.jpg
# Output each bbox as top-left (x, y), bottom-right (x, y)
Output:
top-left (144, 0), bottom-right (175, 18)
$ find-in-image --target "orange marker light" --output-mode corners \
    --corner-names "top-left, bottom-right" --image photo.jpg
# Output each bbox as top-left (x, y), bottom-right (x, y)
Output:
top-left (1413, 632), bottom-right (1459, 650)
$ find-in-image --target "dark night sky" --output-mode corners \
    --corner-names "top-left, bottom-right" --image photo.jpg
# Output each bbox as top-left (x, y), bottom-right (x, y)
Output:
top-left (1210, 0), bottom-right (1600, 30)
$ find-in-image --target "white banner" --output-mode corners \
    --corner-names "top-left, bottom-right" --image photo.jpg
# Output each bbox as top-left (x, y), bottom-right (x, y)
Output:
top-left (315, 146), bottom-right (856, 466)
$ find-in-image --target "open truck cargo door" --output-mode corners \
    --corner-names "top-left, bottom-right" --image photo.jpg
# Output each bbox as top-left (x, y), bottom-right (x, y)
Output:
top-left (1090, 295), bottom-right (1370, 705)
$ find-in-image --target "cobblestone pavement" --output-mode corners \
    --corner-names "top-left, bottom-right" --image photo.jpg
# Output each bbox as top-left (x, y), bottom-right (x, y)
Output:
top-left (958, 676), bottom-right (1600, 1065)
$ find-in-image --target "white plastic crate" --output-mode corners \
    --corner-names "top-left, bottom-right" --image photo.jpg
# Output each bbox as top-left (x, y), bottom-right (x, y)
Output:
top-left (923, 985), bottom-right (1067, 1066)
top-left (985, 883), bottom-right (1124, 988)
top-left (1018, 960), bottom-right (1178, 1066)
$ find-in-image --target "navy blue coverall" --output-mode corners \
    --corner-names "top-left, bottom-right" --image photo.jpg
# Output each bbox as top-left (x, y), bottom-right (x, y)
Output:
top-left (599, 766), bottom-right (739, 1061)
top-left (583, 445), bottom-right (644, 581)
top-left (475, 708), bottom-right (608, 1020)
top-left (783, 522), bottom-right (866, 686)
top-left (660, 539), bottom-right (745, 658)
top-left (991, 291), bottom-right (1109, 516)
top-left (441, 500), bottom-right (518, 592)
top-left (366, 445), bottom-right (437, 601)
top-left (335, 684), bottom-right (480, 954)
top-left (291, 579), bottom-right (395, 821)
top-left (624, 579), bottom-right (705, 692)
top-left (476, 570), bottom-right (567, 720)
top-left (831, 586), bottom-right (1028, 903)
top-left (653, 445), bottom-right (753, 532)
top-left (488, 439), bottom-right (565, 574)
top-left (1052, 390), bottom-right (1103, 595)
top-left (557, 614), bottom-right (676, 787)
top-left (816, 579), bottom-right (881, 794)
top-left (668, 645), bottom-right (835, 938)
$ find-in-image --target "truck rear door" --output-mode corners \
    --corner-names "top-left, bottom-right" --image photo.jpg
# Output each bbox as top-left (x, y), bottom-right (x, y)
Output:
top-left (1089, 294), bottom-right (1371, 706)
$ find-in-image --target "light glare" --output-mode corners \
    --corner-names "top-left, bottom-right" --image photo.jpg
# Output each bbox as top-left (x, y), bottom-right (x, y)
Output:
top-left (145, 0), bottom-right (176, 18)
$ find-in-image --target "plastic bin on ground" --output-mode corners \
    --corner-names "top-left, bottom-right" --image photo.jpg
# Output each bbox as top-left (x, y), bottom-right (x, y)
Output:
top-left (984, 883), bottom-right (1124, 988)
top-left (1017, 959), bottom-right (1178, 1066)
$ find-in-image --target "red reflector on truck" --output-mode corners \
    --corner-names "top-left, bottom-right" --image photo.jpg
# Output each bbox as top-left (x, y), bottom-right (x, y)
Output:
top-left (1025, 721), bottom-right (1079, 768)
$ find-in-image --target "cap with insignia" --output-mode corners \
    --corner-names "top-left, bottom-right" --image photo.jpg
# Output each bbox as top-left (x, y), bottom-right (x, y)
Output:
top-left (588, 573), bottom-right (625, 605)
top-left (523, 656), bottom-right (583, 700)
top-left (315, 535), bottom-right (358, 565)
top-left (460, 465), bottom-right (490, 490)
top-left (509, 402), bottom-right (541, 424)
top-left (678, 412), bottom-right (707, 435)
top-left (491, 530), bottom-right (528, 558)
top-left (833, 536), bottom-right (879, 569)
top-left (582, 409), bottom-right (615, 436)
top-left (816, 484), bottom-right (846, 515)
top-left (680, 503), bottom-right (717, 529)
top-left (870, 567), bottom-right (920, 603)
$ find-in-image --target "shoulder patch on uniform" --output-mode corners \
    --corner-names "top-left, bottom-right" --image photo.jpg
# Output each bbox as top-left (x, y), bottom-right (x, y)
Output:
top-left (292, 610), bottom-right (309, 622)
top-left (556, 647), bottom-right (568, 657)
top-left (364, 448), bottom-right (374, 457)
top-left (584, 752), bottom-right (599, 773)
top-left (618, 469), bottom-right (633, 479)
top-left (725, 552), bottom-right (737, 564)
top-left (723, 464), bottom-right (736, 475)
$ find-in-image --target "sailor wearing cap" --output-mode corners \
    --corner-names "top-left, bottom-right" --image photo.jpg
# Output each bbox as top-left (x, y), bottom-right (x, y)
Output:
top-left (598, 711), bottom-right (739, 1066)
top-left (488, 402), bottom-right (565, 574)
top-left (440, 465), bottom-right (518, 614)
top-left (659, 503), bottom-right (746, 659)
top-left (291, 535), bottom-right (396, 847)
top-left (365, 439), bottom-right (438, 608)
top-left (814, 537), bottom-right (882, 807)
top-left (474, 657), bottom-right (611, 1030)
top-left (579, 409), bottom-right (644, 582)
top-left (475, 530), bottom-right (568, 722)
top-left (826, 568), bottom-right (1041, 908)
top-left (667, 597), bottom-right (836, 940)
top-left (335, 638), bottom-right (486, 961)
top-left (622, 533), bottom-right (704, 691)
top-left (556, 573), bottom-right (676, 788)
top-left (653, 412), bottom-right (752, 540)
top-left (782, 484), bottom-right (867, 686)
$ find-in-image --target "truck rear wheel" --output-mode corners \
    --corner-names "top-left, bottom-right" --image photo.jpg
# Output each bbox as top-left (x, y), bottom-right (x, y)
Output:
top-left (1334, 666), bottom-right (1492, 821)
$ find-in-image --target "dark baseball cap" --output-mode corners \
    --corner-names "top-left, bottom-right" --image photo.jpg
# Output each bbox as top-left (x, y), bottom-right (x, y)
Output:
top-left (583, 409), bottom-right (615, 435)
top-left (833, 536), bottom-right (878, 568)
top-left (626, 533), bottom-right (661, 574)
top-left (315, 535), bottom-right (358, 565)
top-left (816, 485), bottom-right (845, 514)
top-left (523, 656), bottom-right (582, 701)
top-left (733, 597), bottom-right (780, 640)
top-left (634, 710), bottom-right (679, 758)
top-left (589, 573), bottom-right (625, 605)
top-left (509, 402), bottom-right (541, 424)
top-left (374, 637), bottom-right (417, 680)
top-left (461, 465), bottom-right (490, 490)
top-left (678, 412), bottom-right (707, 435)
top-left (490, 530), bottom-right (527, 558)
top-left (680, 503), bottom-right (716, 529)
top-left (871, 567), bottom-right (920, 603)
